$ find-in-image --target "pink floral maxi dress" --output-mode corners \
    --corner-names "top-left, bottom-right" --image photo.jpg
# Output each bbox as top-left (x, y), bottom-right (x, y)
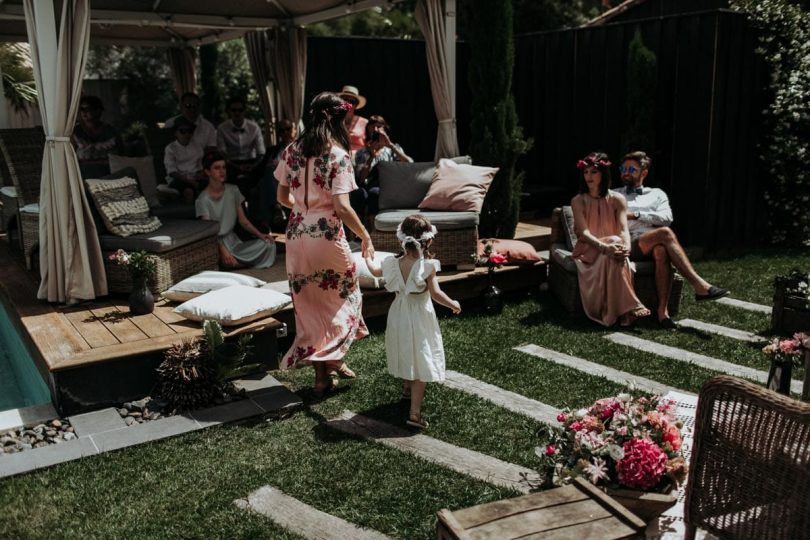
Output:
top-left (274, 143), bottom-right (368, 369)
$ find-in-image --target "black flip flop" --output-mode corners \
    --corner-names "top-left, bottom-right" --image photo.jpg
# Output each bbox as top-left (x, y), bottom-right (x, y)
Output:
top-left (695, 286), bottom-right (730, 302)
top-left (658, 317), bottom-right (677, 330)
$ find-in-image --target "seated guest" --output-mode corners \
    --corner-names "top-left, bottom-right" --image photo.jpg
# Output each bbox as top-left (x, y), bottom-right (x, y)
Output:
top-left (196, 151), bottom-right (276, 269)
top-left (217, 96), bottom-right (265, 198)
top-left (571, 151), bottom-right (650, 327)
top-left (72, 95), bottom-right (121, 179)
top-left (336, 85), bottom-right (368, 158)
top-left (164, 92), bottom-right (217, 151)
top-left (260, 118), bottom-right (298, 231)
top-left (620, 150), bottom-right (728, 329)
top-left (164, 117), bottom-right (205, 202)
top-left (351, 115), bottom-right (413, 223)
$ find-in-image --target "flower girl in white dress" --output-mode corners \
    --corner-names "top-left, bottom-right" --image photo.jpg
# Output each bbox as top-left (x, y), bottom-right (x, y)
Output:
top-left (365, 214), bottom-right (461, 428)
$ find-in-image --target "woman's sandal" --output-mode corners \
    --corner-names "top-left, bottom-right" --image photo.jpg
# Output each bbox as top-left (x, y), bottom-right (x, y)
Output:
top-left (406, 414), bottom-right (429, 429)
top-left (328, 363), bottom-right (356, 379)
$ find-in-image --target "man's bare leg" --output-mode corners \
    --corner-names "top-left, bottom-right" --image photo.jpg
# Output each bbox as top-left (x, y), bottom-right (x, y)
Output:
top-left (651, 244), bottom-right (671, 321)
top-left (638, 227), bottom-right (711, 295)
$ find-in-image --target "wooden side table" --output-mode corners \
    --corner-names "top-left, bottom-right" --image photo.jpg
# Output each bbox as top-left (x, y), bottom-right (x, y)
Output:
top-left (436, 477), bottom-right (646, 539)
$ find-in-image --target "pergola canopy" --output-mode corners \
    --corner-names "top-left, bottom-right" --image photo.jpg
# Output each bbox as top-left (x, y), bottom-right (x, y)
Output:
top-left (0, 0), bottom-right (399, 47)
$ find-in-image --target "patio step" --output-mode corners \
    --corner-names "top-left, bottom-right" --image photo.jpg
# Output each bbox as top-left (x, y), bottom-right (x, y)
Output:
top-left (605, 333), bottom-right (802, 394)
top-left (715, 297), bottom-right (771, 314)
top-left (235, 486), bottom-right (392, 540)
top-left (514, 344), bottom-right (689, 396)
top-left (676, 319), bottom-right (767, 343)
top-left (444, 370), bottom-right (559, 424)
top-left (326, 410), bottom-right (541, 494)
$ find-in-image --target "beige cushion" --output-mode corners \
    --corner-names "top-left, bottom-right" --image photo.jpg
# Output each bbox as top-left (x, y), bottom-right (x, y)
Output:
top-left (163, 271), bottom-right (267, 302)
top-left (418, 159), bottom-right (497, 213)
top-left (173, 285), bottom-right (291, 326)
top-left (85, 177), bottom-right (162, 237)
top-left (109, 154), bottom-right (160, 208)
top-left (351, 251), bottom-right (396, 289)
top-left (374, 209), bottom-right (479, 232)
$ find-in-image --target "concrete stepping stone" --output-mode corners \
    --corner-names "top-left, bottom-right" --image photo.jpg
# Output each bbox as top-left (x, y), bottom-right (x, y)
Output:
top-left (0, 402), bottom-right (58, 432)
top-left (676, 319), bottom-right (767, 343)
top-left (715, 297), bottom-right (771, 314)
top-left (514, 344), bottom-right (689, 396)
top-left (235, 486), bottom-right (392, 540)
top-left (605, 333), bottom-right (802, 394)
top-left (327, 410), bottom-right (541, 494)
top-left (444, 370), bottom-right (559, 424)
top-left (68, 408), bottom-right (127, 437)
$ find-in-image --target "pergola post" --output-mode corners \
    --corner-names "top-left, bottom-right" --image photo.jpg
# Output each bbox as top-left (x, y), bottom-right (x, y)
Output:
top-left (444, 0), bottom-right (456, 126)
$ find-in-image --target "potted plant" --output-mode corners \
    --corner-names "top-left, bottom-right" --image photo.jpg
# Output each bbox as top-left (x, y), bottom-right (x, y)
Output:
top-left (772, 269), bottom-right (810, 334)
top-left (108, 248), bottom-right (157, 314)
top-left (536, 393), bottom-right (688, 523)
top-left (762, 333), bottom-right (809, 397)
top-left (473, 240), bottom-right (508, 313)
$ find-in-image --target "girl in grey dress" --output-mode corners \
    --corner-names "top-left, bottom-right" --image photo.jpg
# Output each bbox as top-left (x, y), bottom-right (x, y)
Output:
top-left (196, 151), bottom-right (276, 268)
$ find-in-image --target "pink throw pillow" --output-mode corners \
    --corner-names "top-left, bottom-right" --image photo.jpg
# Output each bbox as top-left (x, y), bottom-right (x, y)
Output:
top-left (418, 159), bottom-right (498, 213)
top-left (478, 239), bottom-right (544, 265)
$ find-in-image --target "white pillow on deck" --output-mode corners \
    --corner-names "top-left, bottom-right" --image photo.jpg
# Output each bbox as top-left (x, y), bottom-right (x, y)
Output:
top-left (351, 251), bottom-right (395, 289)
top-left (173, 285), bottom-right (291, 326)
top-left (163, 271), bottom-right (267, 302)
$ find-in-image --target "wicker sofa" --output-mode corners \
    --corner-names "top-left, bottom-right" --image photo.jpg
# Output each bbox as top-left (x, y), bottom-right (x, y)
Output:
top-left (370, 158), bottom-right (478, 269)
top-left (548, 206), bottom-right (684, 316)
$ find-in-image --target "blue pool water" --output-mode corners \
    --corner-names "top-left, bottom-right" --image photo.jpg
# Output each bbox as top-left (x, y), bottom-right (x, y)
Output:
top-left (0, 300), bottom-right (51, 412)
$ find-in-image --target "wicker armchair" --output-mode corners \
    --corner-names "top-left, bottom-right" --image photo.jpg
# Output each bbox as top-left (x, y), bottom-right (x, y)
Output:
top-left (548, 206), bottom-right (683, 316)
top-left (0, 127), bottom-right (45, 268)
top-left (684, 375), bottom-right (810, 539)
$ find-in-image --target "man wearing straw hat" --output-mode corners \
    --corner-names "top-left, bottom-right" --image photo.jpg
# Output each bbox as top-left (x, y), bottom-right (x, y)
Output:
top-left (336, 85), bottom-right (368, 158)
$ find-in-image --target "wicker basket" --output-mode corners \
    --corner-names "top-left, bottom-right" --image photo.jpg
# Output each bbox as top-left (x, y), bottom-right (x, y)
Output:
top-left (103, 235), bottom-right (219, 294)
top-left (0, 189), bottom-right (18, 239)
top-left (19, 209), bottom-right (39, 270)
top-left (371, 227), bottom-right (478, 269)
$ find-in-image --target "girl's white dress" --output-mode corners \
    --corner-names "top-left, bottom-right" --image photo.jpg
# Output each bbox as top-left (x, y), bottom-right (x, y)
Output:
top-left (382, 256), bottom-right (445, 382)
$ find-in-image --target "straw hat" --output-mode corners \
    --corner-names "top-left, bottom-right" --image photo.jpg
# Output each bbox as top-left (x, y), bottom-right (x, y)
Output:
top-left (336, 85), bottom-right (367, 110)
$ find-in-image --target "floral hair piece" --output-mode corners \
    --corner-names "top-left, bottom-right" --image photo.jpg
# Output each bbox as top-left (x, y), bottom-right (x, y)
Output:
top-left (576, 158), bottom-right (612, 170)
top-left (396, 223), bottom-right (437, 257)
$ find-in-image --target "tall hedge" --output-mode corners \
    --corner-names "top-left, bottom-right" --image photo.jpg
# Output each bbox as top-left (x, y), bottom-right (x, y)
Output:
top-left (731, 0), bottom-right (810, 243)
top-left (621, 29), bottom-right (657, 154)
top-left (467, 0), bottom-right (532, 239)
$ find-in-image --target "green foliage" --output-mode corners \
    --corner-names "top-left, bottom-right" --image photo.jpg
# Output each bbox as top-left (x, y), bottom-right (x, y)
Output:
top-left (731, 0), bottom-right (810, 244)
top-left (199, 44), bottom-right (223, 123)
top-left (203, 320), bottom-right (257, 383)
top-left (621, 29), bottom-right (657, 154)
top-left (0, 43), bottom-right (37, 113)
top-left (307, 2), bottom-right (421, 38)
top-left (459, 0), bottom-right (607, 38)
top-left (467, 0), bottom-right (532, 238)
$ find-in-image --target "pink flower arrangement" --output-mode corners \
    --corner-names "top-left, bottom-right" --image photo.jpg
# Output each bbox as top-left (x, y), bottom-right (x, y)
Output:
top-left (762, 334), bottom-right (808, 367)
top-left (616, 439), bottom-right (668, 490)
top-left (536, 393), bottom-right (688, 491)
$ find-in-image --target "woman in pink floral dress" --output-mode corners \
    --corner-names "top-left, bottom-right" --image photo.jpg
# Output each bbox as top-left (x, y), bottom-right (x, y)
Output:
top-left (274, 92), bottom-right (375, 397)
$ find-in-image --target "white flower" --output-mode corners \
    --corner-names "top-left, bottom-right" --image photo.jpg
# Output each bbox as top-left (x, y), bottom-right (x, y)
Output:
top-left (574, 408), bottom-right (589, 419)
top-left (584, 457), bottom-right (610, 485)
top-left (617, 393), bottom-right (632, 402)
top-left (607, 444), bottom-right (624, 461)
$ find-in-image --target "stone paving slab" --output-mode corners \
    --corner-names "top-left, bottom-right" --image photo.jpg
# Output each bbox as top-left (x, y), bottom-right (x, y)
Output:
top-left (89, 414), bottom-right (201, 453)
top-left (235, 373), bottom-right (285, 395)
top-left (0, 403), bottom-right (58, 433)
top-left (250, 386), bottom-right (303, 414)
top-left (69, 408), bottom-right (127, 437)
top-left (716, 297), bottom-right (771, 314)
top-left (676, 319), bottom-right (767, 343)
top-left (0, 437), bottom-right (97, 478)
top-left (191, 400), bottom-right (265, 428)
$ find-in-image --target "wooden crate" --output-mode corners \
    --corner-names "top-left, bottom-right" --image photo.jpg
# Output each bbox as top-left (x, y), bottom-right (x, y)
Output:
top-left (436, 477), bottom-right (645, 540)
top-left (772, 288), bottom-right (810, 334)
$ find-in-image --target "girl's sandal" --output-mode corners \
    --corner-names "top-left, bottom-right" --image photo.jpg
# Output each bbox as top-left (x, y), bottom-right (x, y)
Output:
top-left (328, 363), bottom-right (356, 379)
top-left (406, 414), bottom-right (429, 429)
top-left (313, 378), bottom-right (337, 398)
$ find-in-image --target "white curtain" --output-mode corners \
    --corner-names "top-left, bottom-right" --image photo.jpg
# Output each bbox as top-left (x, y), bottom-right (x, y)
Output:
top-left (244, 30), bottom-right (277, 144)
top-left (167, 47), bottom-right (197, 97)
top-left (415, 0), bottom-right (459, 160)
top-left (24, 0), bottom-right (107, 303)
top-left (271, 27), bottom-right (307, 125)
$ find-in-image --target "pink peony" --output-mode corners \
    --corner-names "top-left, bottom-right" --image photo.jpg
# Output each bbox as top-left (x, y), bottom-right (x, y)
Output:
top-left (645, 411), bottom-right (667, 430)
top-left (489, 253), bottom-right (508, 265)
top-left (779, 339), bottom-right (800, 354)
top-left (545, 445), bottom-right (557, 456)
top-left (663, 424), bottom-right (682, 452)
top-left (581, 415), bottom-right (603, 432)
top-left (556, 413), bottom-right (568, 423)
top-left (569, 421), bottom-right (583, 432)
top-left (616, 438), bottom-right (668, 490)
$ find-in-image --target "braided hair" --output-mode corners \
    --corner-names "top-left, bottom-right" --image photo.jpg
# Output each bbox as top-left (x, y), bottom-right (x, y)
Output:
top-left (299, 92), bottom-right (352, 158)
top-left (397, 214), bottom-right (436, 259)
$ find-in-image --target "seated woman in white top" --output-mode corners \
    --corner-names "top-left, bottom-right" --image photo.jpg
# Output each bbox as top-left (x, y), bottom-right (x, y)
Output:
top-left (195, 150), bottom-right (276, 268)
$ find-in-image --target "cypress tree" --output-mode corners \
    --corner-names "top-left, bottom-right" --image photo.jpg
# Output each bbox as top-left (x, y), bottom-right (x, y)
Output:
top-left (199, 43), bottom-right (223, 123)
top-left (467, 0), bottom-right (532, 238)
top-left (621, 29), bottom-right (657, 154)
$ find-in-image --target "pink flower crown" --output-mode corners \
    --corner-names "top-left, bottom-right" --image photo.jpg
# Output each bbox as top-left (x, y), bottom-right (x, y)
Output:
top-left (308, 101), bottom-right (353, 120)
top-left (576, 158), bottom-right (612, 169)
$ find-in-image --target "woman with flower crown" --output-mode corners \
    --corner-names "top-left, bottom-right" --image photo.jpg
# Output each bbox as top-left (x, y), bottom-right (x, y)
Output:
top-left (571, 151), bottom-right (649, 327)
top-left (274, 92), bottom-right (374, 397)
top-left (365, 214), bottom-right (461, 429)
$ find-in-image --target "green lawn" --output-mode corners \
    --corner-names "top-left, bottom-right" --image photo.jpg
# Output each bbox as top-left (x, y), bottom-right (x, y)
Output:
top-left (1, 247), bottom-right (808, 539)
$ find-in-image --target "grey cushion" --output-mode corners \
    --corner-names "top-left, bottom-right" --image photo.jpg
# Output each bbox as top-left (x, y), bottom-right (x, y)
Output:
top-left (377, 161), bottom-right (435, 211)
top-left (375, 209), bottom-right (479, 231)
top-left (561, 206), bottom-right (577, 250)
top-left (551, 245), bottom-right (577, 273)
top-left (99, 219), bottom-right (219, 253)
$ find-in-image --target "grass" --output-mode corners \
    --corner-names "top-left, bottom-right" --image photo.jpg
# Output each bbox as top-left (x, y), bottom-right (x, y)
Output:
top-left (1, 247), bottom-right (809, 539)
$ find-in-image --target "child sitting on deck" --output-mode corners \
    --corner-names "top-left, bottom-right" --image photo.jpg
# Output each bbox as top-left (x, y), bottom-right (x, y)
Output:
top-left (365, 214), bottom-right (461, 429)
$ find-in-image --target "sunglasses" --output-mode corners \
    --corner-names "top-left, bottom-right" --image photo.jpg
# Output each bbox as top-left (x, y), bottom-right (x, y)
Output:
top-left (619, 165), bottom-right (639, 174)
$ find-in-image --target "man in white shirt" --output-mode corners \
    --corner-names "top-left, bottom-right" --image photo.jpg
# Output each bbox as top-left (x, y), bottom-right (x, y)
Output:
top-left (164, 92), bottom-right (217, 151)
top-left (621, 151), bottom-right (728, 328)
top-left (164, 116), bottom-right (205, 202)
top-left (216, 96), bottom-right (265, 197)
